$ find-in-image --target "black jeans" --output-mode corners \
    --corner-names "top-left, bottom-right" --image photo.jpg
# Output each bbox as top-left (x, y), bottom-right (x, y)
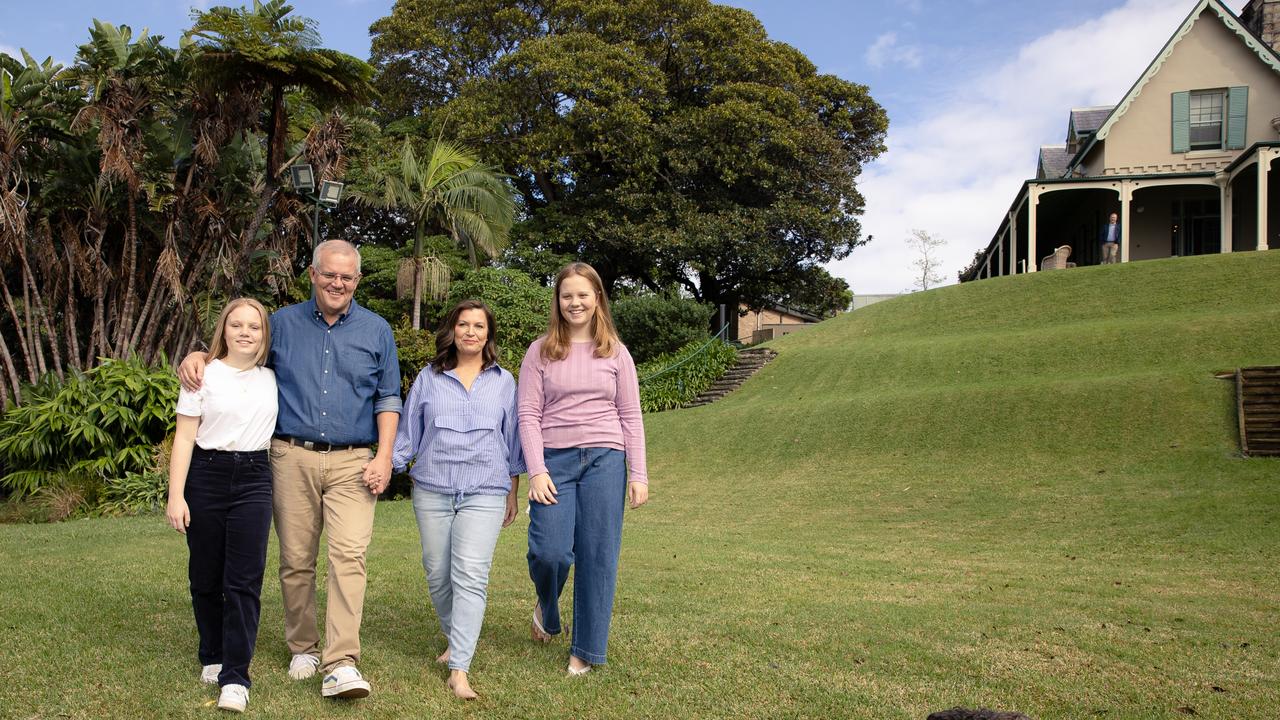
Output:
top-left (185, 447), bottom-right (273, 688)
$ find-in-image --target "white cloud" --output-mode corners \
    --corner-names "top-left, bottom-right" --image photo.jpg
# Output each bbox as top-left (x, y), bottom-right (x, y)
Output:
top-left (865, 32), bottom-right (923, 70)
top-left (834, 0), bottom-right (1222, 294)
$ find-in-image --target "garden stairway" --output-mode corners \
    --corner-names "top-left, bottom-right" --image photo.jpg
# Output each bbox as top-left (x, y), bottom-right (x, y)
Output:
top-left (1237, 366), bottom-right (1280, 457)
top-left (685, 347), bottom-right (777, 407)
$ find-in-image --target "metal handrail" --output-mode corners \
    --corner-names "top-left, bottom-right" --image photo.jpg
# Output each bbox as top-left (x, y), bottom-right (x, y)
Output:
top-left (639, 322), bottom-right (733, 384)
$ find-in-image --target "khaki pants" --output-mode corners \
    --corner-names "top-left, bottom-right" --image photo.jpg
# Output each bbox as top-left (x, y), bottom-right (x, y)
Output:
top-left (269, 439), bottom-right (376, 672)
top-left (1102, 242), bottom-right (1119, 264)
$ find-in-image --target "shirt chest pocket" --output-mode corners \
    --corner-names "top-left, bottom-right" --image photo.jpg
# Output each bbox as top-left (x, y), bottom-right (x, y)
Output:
top-left (337, 345), bottom-right (379, 394)
top-left (431, 415), bottom-right (499, 467)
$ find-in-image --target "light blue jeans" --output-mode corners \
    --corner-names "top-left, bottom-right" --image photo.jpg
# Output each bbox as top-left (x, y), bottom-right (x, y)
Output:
top-left (412, 488), bottom-right (506, 672)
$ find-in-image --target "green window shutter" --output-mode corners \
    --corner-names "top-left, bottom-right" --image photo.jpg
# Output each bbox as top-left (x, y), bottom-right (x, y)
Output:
top-left (1226, 86), bottom-right (1248, 150)
top-left (1171, 91), bottom-right (1191, 153)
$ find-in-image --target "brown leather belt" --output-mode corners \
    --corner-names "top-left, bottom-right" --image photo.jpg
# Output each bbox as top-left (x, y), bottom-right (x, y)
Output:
top-left (274, 435), bottom-right (369, 453)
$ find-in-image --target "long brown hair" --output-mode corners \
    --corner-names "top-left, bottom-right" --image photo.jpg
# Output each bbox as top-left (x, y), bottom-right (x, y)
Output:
top-left (207, 298), bottom-right (271, 366)
top-left (540, 262), bottom-right (620, 361)
top-left (431, 299), bottom-right (499, 372)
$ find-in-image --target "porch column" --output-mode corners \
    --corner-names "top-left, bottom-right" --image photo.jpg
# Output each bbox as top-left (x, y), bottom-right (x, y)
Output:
top-left (1218, 172), bottom-right (1232, 253)
top-left (1027, 184), bottom-right (1040, 273)
top-left (996, 231), bottom-right (1004, 277)
top-left (1008, 211), bottom-right (1018, 274)
top-left (1258, 149), bottom-right (1274, 252)
top-left (1120, 180), bottom-right (1133, 263)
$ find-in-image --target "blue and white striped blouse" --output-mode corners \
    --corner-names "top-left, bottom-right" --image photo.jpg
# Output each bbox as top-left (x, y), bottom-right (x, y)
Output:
top-left (391, 363), bottom-right (526, 496)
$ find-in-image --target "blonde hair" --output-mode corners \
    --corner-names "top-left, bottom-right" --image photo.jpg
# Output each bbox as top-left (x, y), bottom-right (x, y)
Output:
top-left (207, 297), bottom-right (271, 366)
top-left (541, 262), bottom-right (620, 361)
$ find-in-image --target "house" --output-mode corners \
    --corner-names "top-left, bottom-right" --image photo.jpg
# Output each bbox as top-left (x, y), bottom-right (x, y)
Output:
top-left (735, 304), bottom-right (822, 345)
top-left (960, 0), bottom-right (1280, 281)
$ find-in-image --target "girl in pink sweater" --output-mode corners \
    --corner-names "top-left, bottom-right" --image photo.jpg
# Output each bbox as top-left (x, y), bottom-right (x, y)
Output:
top-left (518, 262), bottom-right (649, 675)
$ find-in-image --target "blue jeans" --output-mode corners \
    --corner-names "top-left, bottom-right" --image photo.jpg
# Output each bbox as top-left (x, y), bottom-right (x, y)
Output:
top-left (412, 489), bottom-right (506, 672)
top-left (184, 448), bottom-right (273, 688)
top-left (527, 447), bottom-right (626, 665)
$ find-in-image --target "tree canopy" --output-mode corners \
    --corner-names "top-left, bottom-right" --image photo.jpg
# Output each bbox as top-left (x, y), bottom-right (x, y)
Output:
top-left (370, 0), bottom-right (887, 313)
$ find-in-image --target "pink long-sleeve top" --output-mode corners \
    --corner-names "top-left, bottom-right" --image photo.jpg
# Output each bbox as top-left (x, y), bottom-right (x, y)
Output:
top-left (517, 337), bottom-right (648, 485)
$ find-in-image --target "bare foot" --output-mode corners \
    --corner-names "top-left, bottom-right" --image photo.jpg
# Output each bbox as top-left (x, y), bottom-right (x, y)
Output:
top-left (447, 670), bottom-right (478, 700)
top-left (436, 647), bottom-right (450, 665)
top-left (567, 655), bottom-right (592, 676)
top-left (531, 603), bottom-right (552, 643)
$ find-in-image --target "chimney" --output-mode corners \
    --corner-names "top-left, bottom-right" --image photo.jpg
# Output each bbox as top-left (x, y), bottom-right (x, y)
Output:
top-left (1241, 0), bottom-right (1280, 53)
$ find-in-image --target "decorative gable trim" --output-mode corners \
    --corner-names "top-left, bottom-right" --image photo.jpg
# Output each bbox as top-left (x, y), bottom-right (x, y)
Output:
top-left (1094, 0), bottom-right (1280, 143)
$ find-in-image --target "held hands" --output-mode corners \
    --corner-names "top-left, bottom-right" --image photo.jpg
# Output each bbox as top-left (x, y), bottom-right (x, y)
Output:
top-left (362, 455), bottom-right (393, 495)
top-left (166, 496), bottom-right (190, 534)
top-left (528, 473), bottom-right (557, 505)
top-left (628, 481), bottom-right (649, 509)
top-left (503, 489), bottom-right (519, 527)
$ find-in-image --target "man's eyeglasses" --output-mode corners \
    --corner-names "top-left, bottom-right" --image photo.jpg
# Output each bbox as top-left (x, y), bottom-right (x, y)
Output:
top-left (317, 271), bottom-right (360, 285)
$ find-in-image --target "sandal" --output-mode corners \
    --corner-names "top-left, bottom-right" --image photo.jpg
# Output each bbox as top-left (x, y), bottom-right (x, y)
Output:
top-left (531, 604), bottom-right (553, 643)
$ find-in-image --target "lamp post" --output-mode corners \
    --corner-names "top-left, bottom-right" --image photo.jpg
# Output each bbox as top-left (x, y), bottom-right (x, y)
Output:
top-left (289, 163), bottom-right (344, 246)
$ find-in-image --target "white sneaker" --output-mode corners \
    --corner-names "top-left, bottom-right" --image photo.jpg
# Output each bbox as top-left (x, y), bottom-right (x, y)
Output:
top-left (287, 653), bottom-right (320, 680)
top-left (321, 665), bottom-right (371, 699)
top-left (216, 684), bottom-right (248, 713)
top-left (200, 664), bottom-right (222, 684)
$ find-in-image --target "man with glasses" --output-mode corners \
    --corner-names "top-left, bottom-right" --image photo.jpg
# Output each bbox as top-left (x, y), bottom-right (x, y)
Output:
top-left (179, 239), bottom-right (401, 700)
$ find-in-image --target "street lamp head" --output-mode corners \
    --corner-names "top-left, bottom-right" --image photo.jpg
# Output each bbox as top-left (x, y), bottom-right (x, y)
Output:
top-left (289, 164), bottom-right (315, 193)
top-left (318, 180), bottom-right (344, 208)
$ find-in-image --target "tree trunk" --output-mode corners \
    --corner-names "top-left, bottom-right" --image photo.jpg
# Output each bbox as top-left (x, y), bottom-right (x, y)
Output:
top-left (113, 195), bottom-right (140, 354)
top-left (0, 277), bottom-right (35, 383)
top-left (412, 224), bottom-right (424, 331)
top-left (63, 252), bottom-right (82, 372)
top-left (0, 325), bottom-right (21, 406)
top-left (20, 251), bottom-right (61, 380)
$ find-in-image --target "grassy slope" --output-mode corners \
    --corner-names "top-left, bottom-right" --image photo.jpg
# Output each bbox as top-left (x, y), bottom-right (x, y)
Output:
top-left (2, 252), bottom-right (1278, 719)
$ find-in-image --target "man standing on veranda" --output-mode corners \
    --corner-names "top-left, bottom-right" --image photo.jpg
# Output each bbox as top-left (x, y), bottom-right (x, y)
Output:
top-left (179, 239), bottom-right (401, 699)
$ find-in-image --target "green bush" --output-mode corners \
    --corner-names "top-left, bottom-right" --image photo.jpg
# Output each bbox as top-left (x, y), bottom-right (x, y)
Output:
top-left (637, 338), bottom-right (737, 413)
top-left (613, 294), bottom-right (714, 364)
top-left (0, 356), bottom-right (178, 501)
top-left (393, 322), bottom-right (437, 394)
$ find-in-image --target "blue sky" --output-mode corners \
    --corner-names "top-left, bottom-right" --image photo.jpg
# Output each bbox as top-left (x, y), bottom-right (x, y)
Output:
top-left (1, 0), bottom-right (1248, 293)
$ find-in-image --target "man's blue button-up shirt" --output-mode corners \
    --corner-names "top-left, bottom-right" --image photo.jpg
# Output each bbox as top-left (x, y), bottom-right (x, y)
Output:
top-left (269, 299), bottom-right (402, 446)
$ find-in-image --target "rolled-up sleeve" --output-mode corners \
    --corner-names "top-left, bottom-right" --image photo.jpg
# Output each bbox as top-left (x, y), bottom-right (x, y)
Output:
top-left (373, 324), bottom-right (403, 415)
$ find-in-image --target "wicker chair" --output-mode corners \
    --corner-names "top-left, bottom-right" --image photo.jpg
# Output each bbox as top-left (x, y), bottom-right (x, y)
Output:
top-left (1040, 245), bottom-right (1076, 271)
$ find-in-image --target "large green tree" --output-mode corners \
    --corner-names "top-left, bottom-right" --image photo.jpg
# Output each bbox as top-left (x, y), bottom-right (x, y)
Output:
top-left (369, 0), bottom-right (887, 314)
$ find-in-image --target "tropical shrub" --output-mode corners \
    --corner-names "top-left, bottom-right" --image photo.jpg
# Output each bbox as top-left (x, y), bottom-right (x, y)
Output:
top-left (637, 338), bottom-right (737, 413)
top-left (613, 294), bottom-right (714, 364)
top-left (393, 323), bottom-right (437, 394)
top-left (0, 356), bottom-right (178, 499)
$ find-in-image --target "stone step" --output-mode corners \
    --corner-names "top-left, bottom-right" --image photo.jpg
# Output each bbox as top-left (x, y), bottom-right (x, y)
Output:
top-left (683, 347), bottom-right (779, 408)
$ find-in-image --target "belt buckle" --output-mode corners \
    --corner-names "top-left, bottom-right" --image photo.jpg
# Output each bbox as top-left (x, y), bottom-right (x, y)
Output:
top-left (301, 439), bottom-right (330, 453)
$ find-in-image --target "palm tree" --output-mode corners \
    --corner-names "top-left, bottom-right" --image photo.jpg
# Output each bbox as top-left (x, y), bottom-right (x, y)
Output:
top-left (353, 136), bottom-right (515, 330)
top-left (70, 20), bottom-right (175, 354)
top-left (184, 1), bottom-right (376, 254)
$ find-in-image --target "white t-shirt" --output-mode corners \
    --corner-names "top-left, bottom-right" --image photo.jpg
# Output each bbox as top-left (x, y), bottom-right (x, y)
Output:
top-left (175, 359), bottom-right (278, 451)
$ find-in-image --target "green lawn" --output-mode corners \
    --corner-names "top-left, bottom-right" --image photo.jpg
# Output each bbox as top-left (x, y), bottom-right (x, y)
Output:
top-left (2, 252), bottom-right (1279, 719)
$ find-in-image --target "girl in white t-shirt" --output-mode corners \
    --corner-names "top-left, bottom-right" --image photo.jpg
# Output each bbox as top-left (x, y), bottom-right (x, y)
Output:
top-left (166, 298), bottom-right (278, 714)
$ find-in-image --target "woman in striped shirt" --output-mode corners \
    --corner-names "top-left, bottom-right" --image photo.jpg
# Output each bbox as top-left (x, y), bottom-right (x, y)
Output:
top-left (519, 262), bottom-right (649, 676)
top-left (392, 299), bottom-right (525, 700)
